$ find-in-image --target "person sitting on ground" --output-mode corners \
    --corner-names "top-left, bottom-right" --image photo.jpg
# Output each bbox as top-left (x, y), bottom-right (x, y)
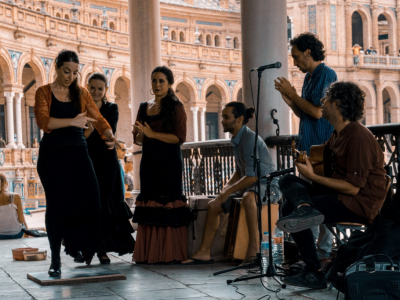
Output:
top-left (277, 81), bottom-right (387, 289)
top-left (183, 102), bottom-right (281, 265)
top-left (0, 173), bottom-right (28, 239)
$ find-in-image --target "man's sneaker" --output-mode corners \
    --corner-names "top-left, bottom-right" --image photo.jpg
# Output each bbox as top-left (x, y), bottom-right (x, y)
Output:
top-left (284, 269), bottom-right (327, 289)
top-left (276, 205), bottom-right (324, 233)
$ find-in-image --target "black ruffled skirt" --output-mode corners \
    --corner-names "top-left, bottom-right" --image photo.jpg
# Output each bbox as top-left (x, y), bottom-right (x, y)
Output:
top-left (132, 140), bottom-right (192, 263)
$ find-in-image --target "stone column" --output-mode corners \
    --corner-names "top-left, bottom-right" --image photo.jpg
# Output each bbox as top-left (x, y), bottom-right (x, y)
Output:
top-left (375, 80), bottom-right (384, 124)
top-left (371, 1), bottom-right (379, 54)
top-left (299, 2), bottom-right (307, 33)
top-left (128, 0), bottom-right (161, 189)
top-left (25, 104), bottom-right (30, 148)
top-left (344, 2), bottom-right (353, 66)
top-left (4, 92), bottom-right (16, 148)
top-left (397, 1), bottom-right (400, 57)
top-left (190, 107), bottom-right (199, 142)
top-left (241, 0), bottom-right (290, 139)
top-left (14, 93), bottom-right (25, 149)
top-left (199, 107), bottom-right (206, 141)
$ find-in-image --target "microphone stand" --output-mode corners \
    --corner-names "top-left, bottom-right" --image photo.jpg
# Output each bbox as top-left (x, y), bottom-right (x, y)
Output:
top-left (213, 69), bottom-right (288, 289)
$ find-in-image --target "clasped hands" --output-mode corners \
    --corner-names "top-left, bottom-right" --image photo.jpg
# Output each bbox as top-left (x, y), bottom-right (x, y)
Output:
top-left (133, 121), bottom-right (155, 138)
top-left (274, 77), bottom-right (298, 105)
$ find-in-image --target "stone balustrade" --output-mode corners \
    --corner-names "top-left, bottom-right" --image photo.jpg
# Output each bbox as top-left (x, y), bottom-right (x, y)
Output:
top-left (0, 1), bottom-right (130, 49)
top-left (161, 40), bottom-right (242, 64)
top-left (353, 54), bottom-right (400, 69)
top-left (0, 1), bottom-right (242, 64)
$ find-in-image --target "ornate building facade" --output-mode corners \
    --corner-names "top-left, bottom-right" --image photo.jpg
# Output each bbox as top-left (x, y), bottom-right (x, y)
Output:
top-left (1, 0), bottom-right (399, 206)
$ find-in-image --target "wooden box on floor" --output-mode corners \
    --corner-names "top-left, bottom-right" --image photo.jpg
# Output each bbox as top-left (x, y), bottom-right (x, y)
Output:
top-left (224, 198), bottom-right (279, 260)
top-left (187, 196), bottom-right (229, 261)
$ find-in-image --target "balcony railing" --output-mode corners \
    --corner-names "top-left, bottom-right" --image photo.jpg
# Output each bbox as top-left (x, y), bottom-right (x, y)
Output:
top-left (181, 139), bottom-right (235, 196)
top-left (353, 54), bottom-right (400, 69)
top-left (0, 1), bottom-right (241, 64)
top-left (182, 123), bottom-right (400, 195)
top-left (162, 40), bottom-right (242, 64)
top-left (0, 1), bottom-right (130, 48)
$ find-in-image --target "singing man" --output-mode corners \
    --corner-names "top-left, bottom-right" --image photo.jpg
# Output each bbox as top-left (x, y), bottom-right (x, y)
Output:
top-left (275, 32), bottom-right (337, 260)
top-left (277, 82), bottom-right (387, 289)
top-left (182, 102), bottom-right (281, 265)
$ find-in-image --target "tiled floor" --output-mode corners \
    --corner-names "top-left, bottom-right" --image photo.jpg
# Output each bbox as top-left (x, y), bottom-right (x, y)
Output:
top-left (0, 237), bottom-right (344, 300)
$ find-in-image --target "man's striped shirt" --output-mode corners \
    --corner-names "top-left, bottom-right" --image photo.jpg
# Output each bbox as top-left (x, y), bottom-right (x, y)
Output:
top-left (298, 63), bottom-right (337, 154)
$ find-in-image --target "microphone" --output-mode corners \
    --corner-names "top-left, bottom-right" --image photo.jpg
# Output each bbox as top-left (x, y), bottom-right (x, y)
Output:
top-left (262, 167), bottom-right (295, 179)
top-left (251, 62), bottom-right (282, 72)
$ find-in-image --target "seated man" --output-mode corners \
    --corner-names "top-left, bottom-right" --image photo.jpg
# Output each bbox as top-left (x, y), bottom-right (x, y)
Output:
top-left (277, 81), bottom-right (387, 289)
top-left (183, 102), bottom-right (281, 264)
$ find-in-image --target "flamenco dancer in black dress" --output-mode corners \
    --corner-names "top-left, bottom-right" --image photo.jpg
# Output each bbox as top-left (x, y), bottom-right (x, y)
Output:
top-left (132, 66), bottom-right (192, 264)
top-left (34, 50), bottom-right (119, 276)
top-left (85, 73), bottom-right (135, 264)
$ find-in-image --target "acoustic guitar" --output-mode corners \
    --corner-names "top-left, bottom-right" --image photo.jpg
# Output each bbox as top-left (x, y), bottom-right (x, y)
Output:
top-left (291, 138), bottom-right (332, 177)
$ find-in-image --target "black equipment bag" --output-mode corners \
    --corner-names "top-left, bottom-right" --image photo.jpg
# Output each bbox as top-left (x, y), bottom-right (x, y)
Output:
top-left (343, 254), bottom-right (400, 300)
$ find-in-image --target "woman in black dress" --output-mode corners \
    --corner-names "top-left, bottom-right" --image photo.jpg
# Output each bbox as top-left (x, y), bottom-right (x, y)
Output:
top-left (85, 73), bottom-right (135, 264)
top-left (34, 50), bottom-right (119, 276)
top-left (132, 66), bottom-right (192, 264)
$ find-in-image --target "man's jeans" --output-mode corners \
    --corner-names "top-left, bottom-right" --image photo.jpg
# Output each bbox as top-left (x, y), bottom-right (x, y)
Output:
top-left (279, 175), bottom-right (367, 271)
top-left (299, 174), bottom-right (333, 258)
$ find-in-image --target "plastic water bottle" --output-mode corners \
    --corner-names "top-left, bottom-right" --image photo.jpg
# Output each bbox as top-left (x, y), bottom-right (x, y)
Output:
top-left (273, 226), bottom-right (284, 265)
top-left (261, 232), bottom-right (269, 274)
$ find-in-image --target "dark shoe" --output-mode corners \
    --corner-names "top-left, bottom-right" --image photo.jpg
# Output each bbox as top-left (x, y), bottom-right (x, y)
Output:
top-left (82, 252), bottom-right (94, 265)
top-left (66, 249), bottom-right (85, 263)
top-left (284, 269), bottom-right (327, 289)
top-left (97, 252), bottom-right (111, 265)
top-left (277, 205), bottom-right (324, 233)
top-left (48, 259), bottom-right (62, 277)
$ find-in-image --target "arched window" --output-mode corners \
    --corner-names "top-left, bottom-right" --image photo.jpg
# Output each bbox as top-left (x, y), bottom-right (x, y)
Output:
top-left (199, 34), bottom-right (203, 44)
top-left (352, 12), bottom-right (364, 49)
top-left (93, 19), bottom-right (98, 26)
top-left (56, 12), bottom-right (61, 18)
top-left (287, 16), bottom-right (293, 41)
top-left (171, 30), bottom-right (177, 41)
top-left (233, 37), bottom-right (239, 49)
top-left (65, 14), bottom-right (69, 20)
top-left (28, 6), bottom-right (32, 10)
top-left (110, 22), bottom-right (115, 30)
top-left (206, 34), bottom-right (212, 46)
top-left (180, 31), bottom-right (185, 42)
top-left (215, 35), bottom-right (220, 47)
top-left (36, 8), bottom-right (40, 12)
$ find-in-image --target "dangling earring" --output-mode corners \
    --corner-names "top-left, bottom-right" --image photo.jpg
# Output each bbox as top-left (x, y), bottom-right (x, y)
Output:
top-left (150, 88), bottom-right (155, 95)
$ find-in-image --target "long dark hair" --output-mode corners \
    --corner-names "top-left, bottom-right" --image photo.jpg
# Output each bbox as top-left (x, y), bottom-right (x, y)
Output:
top-left (88, 72), bottom-right (108, 104)
top-left (151, 66), bottom-right (180, 131)
top-left (55, 50), bottom-right (81, 109)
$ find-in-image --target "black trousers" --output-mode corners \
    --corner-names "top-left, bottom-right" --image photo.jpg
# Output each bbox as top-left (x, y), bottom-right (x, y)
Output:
top-left (279, 175), bottom-right (367, 271)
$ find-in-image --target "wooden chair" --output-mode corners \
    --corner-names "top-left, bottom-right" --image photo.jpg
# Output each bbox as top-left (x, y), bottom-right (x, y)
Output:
top-left (326, 175), bottom-right (392, 246)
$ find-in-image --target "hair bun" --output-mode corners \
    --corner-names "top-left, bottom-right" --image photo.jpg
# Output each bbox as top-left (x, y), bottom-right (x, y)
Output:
top-left (246, 107), bottom-right (255, 119)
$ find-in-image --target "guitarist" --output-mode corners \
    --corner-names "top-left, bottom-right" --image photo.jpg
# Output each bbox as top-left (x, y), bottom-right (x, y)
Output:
top-left (275, 32), bottom-right (337, 260)
top-left (277, 81), bottom-right (387, 289)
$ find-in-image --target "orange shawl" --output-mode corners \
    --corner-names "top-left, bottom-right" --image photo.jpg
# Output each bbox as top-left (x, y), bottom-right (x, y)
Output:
top-left (34, 84), bottom-right (111, 139)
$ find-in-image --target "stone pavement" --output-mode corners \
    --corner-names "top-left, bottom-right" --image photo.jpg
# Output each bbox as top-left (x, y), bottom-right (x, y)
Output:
top-left (0, 237), bottom-right (344, 300)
